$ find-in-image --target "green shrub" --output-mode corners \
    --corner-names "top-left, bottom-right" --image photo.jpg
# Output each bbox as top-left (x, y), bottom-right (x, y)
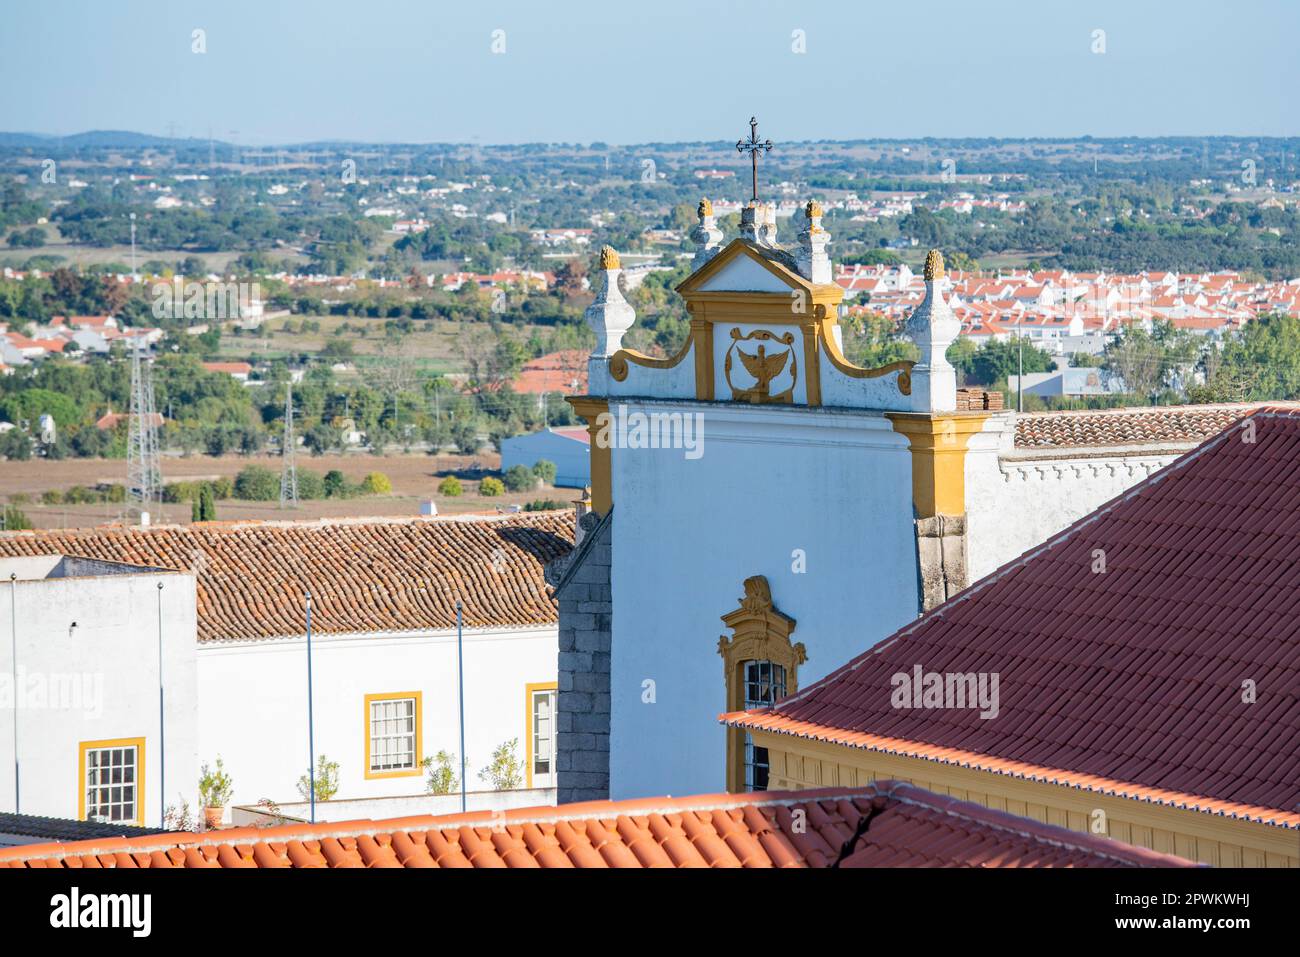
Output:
top-left (211, 477), bottom-right (234, 500)
top-left (297, 469), bottom-right (325, 500)
top-left (234, 465), bottom-right (279, 501)
top-left (478, 477), bottom-right (504, 497)
top-left (323, 469), bottom-right (346, 498)
top-left (41, 489), bottom-right (62, 505)
top-left (503, 465), bottom-right (538, 493)
top-left (523, 499), bottom-right (567, 512)
top-left (438, 476), bottom-right (463, 497)
top-left (1, 504), bottom-right (31, 530)
top-left (296, 755), bottom-right (340, 802)
top-left (422, 751), bottom-right (460, 796)
top-left (360, 471), bottom-right (392, 495)
top-left (531, 459), bottom-right (557, 485)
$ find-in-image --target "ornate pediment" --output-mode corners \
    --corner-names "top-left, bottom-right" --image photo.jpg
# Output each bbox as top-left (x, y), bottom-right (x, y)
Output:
top-left (717, 575), bottom-right (806, 678)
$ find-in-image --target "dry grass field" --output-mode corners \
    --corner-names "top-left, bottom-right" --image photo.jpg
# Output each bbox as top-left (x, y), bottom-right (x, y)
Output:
top-left (1, 450), bottom-right (579, 531)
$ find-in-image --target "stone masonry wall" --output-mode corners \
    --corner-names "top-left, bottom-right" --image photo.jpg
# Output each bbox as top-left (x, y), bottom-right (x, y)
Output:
top-left (555, 513), bottom-right (612, 804)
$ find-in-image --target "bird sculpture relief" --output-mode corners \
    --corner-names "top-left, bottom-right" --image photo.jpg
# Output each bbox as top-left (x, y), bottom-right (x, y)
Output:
top-left (737, 344), bottom-right (788, 397)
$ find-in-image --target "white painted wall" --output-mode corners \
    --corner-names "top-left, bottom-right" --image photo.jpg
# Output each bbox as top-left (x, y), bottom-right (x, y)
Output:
top-left (607, 401), bottom-right (918, 800)
top-left (965, 416), bottom-right (1182, 581)
top-left (0, 568), bottom-right (199, 829)
top-left (196, 625), bottom-right (558, 809)
top-left (230, 786), bottom-right (557, 826)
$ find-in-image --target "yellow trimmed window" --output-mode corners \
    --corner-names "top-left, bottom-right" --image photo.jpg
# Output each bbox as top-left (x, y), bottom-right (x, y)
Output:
top-left (364, 692), bottom-right (422, 779)
top-left (79, 737), bottom-right (145, 826)
top-left (525, 682), bottom-right (558, 789)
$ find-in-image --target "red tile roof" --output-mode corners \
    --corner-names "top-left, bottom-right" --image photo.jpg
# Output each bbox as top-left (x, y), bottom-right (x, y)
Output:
top-left (512, 350), bottom-right (588, 395)
top-left (0, 782), bottom-right (1195, 869)
top-left (728, 409), bottom-right (1300, 829)
top-left (0, 514), bottom-right (573, 642)
top-left (1014, 402), bottom-right (1300, 450)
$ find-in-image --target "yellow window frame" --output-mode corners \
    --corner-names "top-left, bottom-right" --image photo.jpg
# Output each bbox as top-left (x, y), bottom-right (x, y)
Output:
top-left (524, 681), bottom-right (558, 789)
top-left (78, 736), bottom-right (146, 827)
top-left (364, 691), bottom-right (423, 780)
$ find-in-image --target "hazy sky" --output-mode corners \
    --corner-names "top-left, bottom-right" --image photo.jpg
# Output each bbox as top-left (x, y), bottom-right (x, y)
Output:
top-left (2, 0), bottom-right (1297, 145)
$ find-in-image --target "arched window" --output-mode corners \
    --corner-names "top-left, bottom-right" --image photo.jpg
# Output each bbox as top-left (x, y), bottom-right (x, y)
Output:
top-left (718, 576), bottom-right (806, 793)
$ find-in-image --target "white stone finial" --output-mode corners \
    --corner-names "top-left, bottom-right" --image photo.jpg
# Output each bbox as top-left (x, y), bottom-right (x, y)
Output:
top-left (796, 200), bottom-right (831, 284)
top-left (739, 201), bottom-right (760, 243)
top-left (902, 249), bottom-right (960, 413)
top-left (757, 201), bottom-right (778, 247)
top-left (690, 198), bottom-right (723, 268)
top-left (584, 247), bottom-right (635, 395)
top-left (739, 201), bottom-right (779, 248)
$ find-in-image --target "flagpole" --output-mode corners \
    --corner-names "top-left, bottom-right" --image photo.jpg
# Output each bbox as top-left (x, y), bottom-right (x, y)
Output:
top-left (456, 600), bottom-right (466, 814)
top-left (306, 590), bottom-right (316, 823)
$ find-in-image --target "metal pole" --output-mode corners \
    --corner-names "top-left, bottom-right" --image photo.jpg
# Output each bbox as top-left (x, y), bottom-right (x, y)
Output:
top-left (1017, 315), bottom-right (1024, 412)
top-left (306, 590), bottom-right (316, 823)
top-left (9, 573), bottom-right (17, 814)
top-left (156, 581), bottom-right (165, 828)
top-left (456, 600), bottom-right (466, 814)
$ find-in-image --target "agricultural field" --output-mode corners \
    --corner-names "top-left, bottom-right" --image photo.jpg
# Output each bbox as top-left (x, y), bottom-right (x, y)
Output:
top-left (0, 449), bottom-right (579, 530)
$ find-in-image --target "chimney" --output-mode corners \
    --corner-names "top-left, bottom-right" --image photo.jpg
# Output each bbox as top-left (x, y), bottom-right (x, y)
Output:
top-left (690, 198), bottom-right (723, 268)
top-left (902, 249), bottom-right (961, 413)
top-left (796, 200), bottom-right (831, 283)
top-left (583, 246), bottom-right (636, 396)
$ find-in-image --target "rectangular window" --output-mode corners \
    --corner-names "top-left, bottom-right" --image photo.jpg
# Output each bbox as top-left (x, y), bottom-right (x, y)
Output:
top-left (743, 661), bottom-right (787, 792)
top-left (80, 738), bottom-right (145, 825)
top-left (533, 689), bottom-right (555, 775)
top-left (525, 682), bottom-right (558, 788)
top-left (365, 692), bottom-right (422, 778)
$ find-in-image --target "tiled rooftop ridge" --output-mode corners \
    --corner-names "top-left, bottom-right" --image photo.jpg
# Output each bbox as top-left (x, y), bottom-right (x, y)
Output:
top-left (1013, 401), bottom-right (1300, 450)
top-left (0, 512), bottom-right (575, 641)
top-left (0, 782), bottom-right (1196, 869)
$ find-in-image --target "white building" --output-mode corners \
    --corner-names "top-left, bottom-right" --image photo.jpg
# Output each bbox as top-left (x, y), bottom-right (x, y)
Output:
top-left (0, 554), bottom-right (199, 830)
top-left (0, 513), bottom-right (573, 826)
top-left (551, 201), bottom-right (1294, 803)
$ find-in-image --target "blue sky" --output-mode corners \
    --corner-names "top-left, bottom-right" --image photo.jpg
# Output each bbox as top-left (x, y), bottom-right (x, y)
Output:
top-left (2, 0), bottom-right (1297, 145)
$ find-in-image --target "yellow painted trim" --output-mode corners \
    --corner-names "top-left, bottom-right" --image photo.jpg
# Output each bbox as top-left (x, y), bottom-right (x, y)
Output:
top-left (524, 681), bottom-right (558, 790)
top-left (675, 239), bottom-right (815, 296)
top-left (363, 691), bottom-right (423, 780)
top-left (819, 320), bottom-right (914, 395)
top-left (718, 577), bottom-right (805, 794)
top-left (691, 315), bottom-right (714, 400)
top-left (749, 729), bottom-right (1299, 867)
top-left (608, 334), bottom-right (693, 383)
top-left (566, 396), bottom-right (611, 516)
top-left (886, 413), bottom-right (989, 518)
top-left (78, 736), bottom-right (146, 827)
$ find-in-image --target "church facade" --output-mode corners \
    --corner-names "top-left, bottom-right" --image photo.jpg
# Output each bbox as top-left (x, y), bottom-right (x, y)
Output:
top-left (553, 198), bottom-right (1271, 804)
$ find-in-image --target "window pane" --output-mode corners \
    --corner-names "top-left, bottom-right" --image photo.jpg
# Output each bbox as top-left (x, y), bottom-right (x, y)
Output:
top-left (370, 697), bottom-right (417, 771)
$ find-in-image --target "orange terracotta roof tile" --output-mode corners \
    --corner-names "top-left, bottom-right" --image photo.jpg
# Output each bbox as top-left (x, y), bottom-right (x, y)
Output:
top-left (1014, 401), bottom-right (1300, 450)
top-left (0, 783), bottom-right (1197, 869)
top-left (0, 513), bottom-right (573, 642)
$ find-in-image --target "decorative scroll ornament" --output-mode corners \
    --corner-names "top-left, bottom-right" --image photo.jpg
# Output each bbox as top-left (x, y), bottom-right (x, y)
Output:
top-left (724, 328), bottom-right (796, 404)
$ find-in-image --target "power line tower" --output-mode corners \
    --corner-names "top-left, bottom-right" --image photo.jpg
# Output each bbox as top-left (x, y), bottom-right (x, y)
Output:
top-left (279, 383), bottom-right (299, 508)
top-left (126, 341), bottom-right (163, 515)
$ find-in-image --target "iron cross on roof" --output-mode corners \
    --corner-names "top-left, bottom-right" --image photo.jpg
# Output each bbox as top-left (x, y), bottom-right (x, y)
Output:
top-left (736, 116), bottom-right (773, 202)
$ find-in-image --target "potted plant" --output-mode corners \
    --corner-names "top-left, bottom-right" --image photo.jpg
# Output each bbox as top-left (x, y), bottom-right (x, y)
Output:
top-left (198, 758), bottom-right (234, 829)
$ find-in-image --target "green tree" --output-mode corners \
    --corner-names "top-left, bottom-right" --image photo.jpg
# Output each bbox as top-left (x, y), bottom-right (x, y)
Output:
top-left (531, 459), bottom-right (557, 485)
top-left (503, 464), bottom-right (538, 493)
top-left (438, 476), bottom-right (463, 497)
top-left (360, 471), bottom-right (392, 495)
top-left (479, 476), bottom-right (504, 497)
top-left (233, 465), bottom-right (278, 501)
